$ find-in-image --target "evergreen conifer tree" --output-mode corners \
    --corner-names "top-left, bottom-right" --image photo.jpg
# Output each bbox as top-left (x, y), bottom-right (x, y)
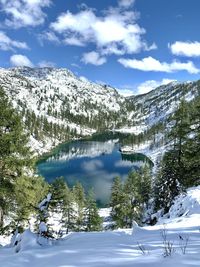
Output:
top-left (85, 189), bottom-right (102, 231)
top-left (50, 177), bottom-right (74, 235)
top-left (154, 151), bottom-right (182, 213)
top-left (0, 87), bottom-right (32, 229)
top-left (72, 182), bottom-right (86, 231)
top-left (110, 176), bottom-right (127, 228)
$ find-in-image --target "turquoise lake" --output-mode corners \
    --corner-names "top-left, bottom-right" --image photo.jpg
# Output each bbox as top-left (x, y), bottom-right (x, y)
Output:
top-left (37, 140), bottom-right (151, 207)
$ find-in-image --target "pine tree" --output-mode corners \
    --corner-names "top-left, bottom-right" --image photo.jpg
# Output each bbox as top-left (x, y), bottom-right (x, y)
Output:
top-left (50, 177), bottom-right (74, 235)
top-left (13, 175), bottom-right (48, 231)
top-left (154, 151), bottom-right (182, 213)
top-left (168, 99), bottom-right (191, 183)
top-left (72, 182), bottom-right (86, 231)
top-left (123, 171), bottom-right (143, 225)
top-left (0, 87), bottom-right (32, 229)
top-left (110, 176), bottom-right (127, 228)
top-left (110, 167), bottom-right (152, 228)
top-left (180, 97), bottom-right (200, 186)
top-left (139, 165), bottom-right (152, 205)
top-left (85, 189), bottom-right (102, 231)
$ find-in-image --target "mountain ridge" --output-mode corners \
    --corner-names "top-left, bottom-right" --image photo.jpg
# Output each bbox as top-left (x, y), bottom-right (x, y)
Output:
top-left (0, 67), bottom-right (199, 155)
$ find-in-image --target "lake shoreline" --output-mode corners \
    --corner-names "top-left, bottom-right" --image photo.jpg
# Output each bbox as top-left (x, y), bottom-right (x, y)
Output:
top-left (37, 138), bottom-right (152, 207)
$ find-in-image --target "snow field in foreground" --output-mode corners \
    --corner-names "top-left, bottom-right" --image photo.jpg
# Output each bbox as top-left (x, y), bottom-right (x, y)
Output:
top-left (0, 187), bottom-right (200, 267)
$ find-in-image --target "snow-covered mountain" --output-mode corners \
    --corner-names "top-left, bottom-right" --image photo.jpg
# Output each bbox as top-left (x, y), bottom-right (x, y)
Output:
top-left (0, 67), bottom-right (125, 122)
top-left (0, 67), bottom-right (199, 155)
top-left (126, 80), bottom-right (200, 128)
top-left (0, 67), bottom-right (127, 154)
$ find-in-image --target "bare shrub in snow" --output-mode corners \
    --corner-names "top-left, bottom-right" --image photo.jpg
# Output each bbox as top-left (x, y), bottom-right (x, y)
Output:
top-left (137, 242), bottom-right (149, 255)
top-left (161, 225), bottom-right (175, 257)
top-left (178, 234), bottom-right (189, 255)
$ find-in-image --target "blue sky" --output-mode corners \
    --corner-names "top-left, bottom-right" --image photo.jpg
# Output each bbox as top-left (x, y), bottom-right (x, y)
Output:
top-left (0, 0), bottom-right (200, 95)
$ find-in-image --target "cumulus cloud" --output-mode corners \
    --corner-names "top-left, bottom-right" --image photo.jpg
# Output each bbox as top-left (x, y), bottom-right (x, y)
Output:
top-left (38, 31), bottom-right (60, 46)
top-left (10, 54), bottom-right (33, 67)
top-left (136, 78), bottom-right (176, 94)
top-left (118, 56), bottom-right (200, 74)
top-left (0, 31), bottom-right (29, 51)
top-left (82, 51), bottom-right (107, 66)
top-left (64, 36), bottom-right (85, 46)
top-left (117, 88), bottom-right (134, 97)
top-left (118, 0), bottom-right (135, 8)
top-left (144, 42), bottom-right (157, 51)
top-left (71, 63), bottom-right (81, 69)
top-left (49, 2), bottom-right (155, 57)
top-left (0, 0), bottom-right (51, 28)
top-left (169, 41), bottom-right (200, 57)
top-left (38, 60), bottom-right (56, 68)
top-left (79, 76), bottom-right (89, 83)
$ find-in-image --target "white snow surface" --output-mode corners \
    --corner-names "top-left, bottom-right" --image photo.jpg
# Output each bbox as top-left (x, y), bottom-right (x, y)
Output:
top-left (0, 186), bottom-right (200, 266)
top-left (1, 67), bottom-right (199, 157)
top-left (0, 67), bottom-right (123, 155)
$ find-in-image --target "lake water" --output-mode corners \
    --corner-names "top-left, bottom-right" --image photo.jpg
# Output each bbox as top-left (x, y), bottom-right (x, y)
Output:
top-left (37, 140), bottom-right (151, 207)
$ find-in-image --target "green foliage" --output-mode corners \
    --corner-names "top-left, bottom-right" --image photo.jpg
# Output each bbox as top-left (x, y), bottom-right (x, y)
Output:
top-left (154, 151), bottom-right (182, 213)
top-left (110, 176), bottom-right (127, 228)
top-left (72, 182), bottom-right (86, 231)
top-left (85, 189), bottom-right (102, 231)
top-left (0, 87), bottom-right (31, 228)
top-left (47, 179), bottom-right (102, 234)
top-left (154, 96), bottom-right (200, 214)
top-left (50, 177), bottom-right (74, 234)
top-left (14, 175), bottom-right (48, 229)
top-left (0, 87), bottom-right (48, 233)
top-left (110, 166), bottom-right (152, 228)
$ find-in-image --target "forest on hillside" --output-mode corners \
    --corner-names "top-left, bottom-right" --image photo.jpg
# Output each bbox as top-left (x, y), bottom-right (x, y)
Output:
top-left (0, 86), bottom-right (200, 237)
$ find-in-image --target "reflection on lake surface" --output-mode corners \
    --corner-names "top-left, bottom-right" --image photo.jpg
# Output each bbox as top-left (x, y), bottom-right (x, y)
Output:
top-left (37, 140), bottom-right (152, 207)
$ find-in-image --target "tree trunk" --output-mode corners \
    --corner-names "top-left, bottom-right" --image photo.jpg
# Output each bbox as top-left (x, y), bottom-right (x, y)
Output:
top-left (0, 206), bottom-right (3, 228)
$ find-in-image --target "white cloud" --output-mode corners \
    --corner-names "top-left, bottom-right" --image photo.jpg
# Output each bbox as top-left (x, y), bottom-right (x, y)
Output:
top-left (38, 31), bottom-right (60, 46)
top-left (79, 76), bottom-right (89, 83)
top-left (82, 51), bottom-right (107, 66)
top-left (144, 42), bottom-right (157, 51)
top-left (118, 0), bottom-right (135, 8)
top-left (38, 60), bottom-right (55, 68)
top-left (101, 44), bottom-right (125, 56)
top-left (136, 78), bottom-right (176, 95)
top-left (50, 2), bottom-right (155, 56)
top-left (0, 0), bottom-right (51, 28)
top-left (0, 31), bottom-right (29, 51)
top-left (71, 63), bottom-right (81, 69)
top-left (117, 88), bottom-right (134, 97)
top-left (10, 54), bottom-right (34, 67)
top-left (64, 36), bottom-right (85, 46)
top-left (118, 56), bottom-right (200, 74)
top-left (169, 41), bottom-right (200, 57)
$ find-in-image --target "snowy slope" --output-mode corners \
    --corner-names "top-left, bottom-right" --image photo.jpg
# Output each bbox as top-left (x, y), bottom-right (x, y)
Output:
top-left (0, 67), bottom-right (124, 117)
top-left (0, 218), bottom-right (199, 267)
top-left (0, 67), bottom-right (125, 154)
top-left (126, 81), bottom-right (199, 128)
top-left (0, 186), bottom-right (200, 266)
top-left (0, 67), bottom-right (199, 155)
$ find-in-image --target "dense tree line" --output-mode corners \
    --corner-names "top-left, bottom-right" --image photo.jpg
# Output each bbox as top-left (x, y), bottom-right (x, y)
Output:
top-left (0, 87), bottom-right (48, 233)
top-left (110, 165), bottom-right (152, 228)
top-left (41, 178), bottom-right (102, 237)
top-left (154, 97), bottom-right (200, 213)
top-left (1, 83), bottom-right (200, 236)
top-left (0, 87), bottom-right (102, 236)
top-left (110, 96), bottom-right (200, 226)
